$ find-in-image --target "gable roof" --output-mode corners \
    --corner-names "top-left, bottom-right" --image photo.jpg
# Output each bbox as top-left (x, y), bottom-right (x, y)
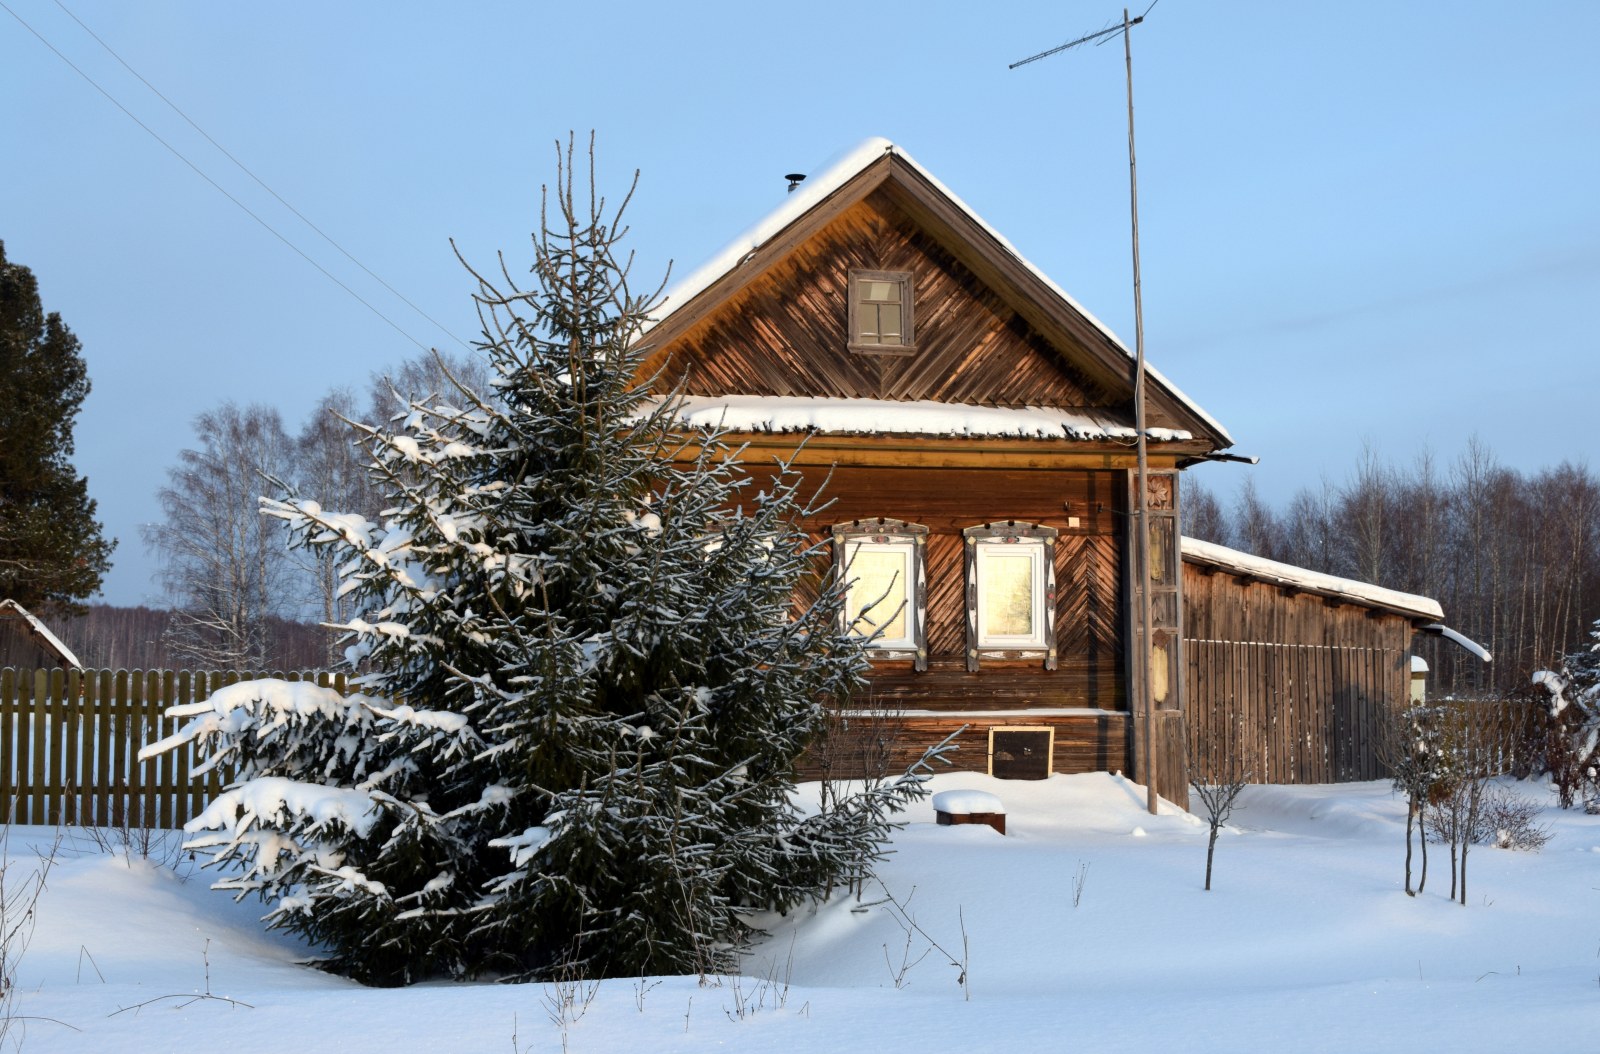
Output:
top-left (638, 138), bottom-right (1232, 449)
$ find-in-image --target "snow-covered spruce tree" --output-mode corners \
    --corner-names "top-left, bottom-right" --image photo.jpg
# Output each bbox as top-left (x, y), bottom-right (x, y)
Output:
top-left (142, 142), bottom-right (941, 986)
top-left (1533, 619), bottom-right (1600, 809)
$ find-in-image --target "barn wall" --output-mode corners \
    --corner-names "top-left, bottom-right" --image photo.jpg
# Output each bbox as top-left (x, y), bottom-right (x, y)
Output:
top-left (1182, 564), bottom-right (1414, 783)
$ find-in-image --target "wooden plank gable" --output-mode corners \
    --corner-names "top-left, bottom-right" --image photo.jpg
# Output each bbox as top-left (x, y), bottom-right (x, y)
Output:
top-left (653, 192), bottom-right (1113, 408)
top-left (637, 146), bottom-right (1230, 447)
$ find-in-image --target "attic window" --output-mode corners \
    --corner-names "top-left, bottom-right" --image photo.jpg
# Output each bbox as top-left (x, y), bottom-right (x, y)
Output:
top-left (848, 270), bottom-right (915, 353)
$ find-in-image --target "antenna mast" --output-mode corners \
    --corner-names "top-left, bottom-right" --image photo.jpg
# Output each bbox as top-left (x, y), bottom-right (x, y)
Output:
top-left (1012, 5), bottom-right (1161, 815)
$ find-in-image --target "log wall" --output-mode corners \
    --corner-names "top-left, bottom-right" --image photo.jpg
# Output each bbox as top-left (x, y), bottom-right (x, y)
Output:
top-left (791, 464), bottom-right (1128, 715)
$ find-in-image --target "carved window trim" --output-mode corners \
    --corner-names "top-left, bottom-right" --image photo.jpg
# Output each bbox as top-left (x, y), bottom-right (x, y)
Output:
top-left (832, 518), bottom-right (928, 670)
top-left (963, 521), bottom-right (1058, 672)
top-left (847, 269), bottom-right (916, 354)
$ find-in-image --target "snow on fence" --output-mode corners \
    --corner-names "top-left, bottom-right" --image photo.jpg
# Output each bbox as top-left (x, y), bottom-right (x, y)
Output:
top-left (0, 667), bottom-right (346, 830)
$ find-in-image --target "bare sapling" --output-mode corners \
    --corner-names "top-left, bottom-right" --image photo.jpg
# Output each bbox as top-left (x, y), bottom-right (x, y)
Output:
top-left (1425, 702), bottom-right (1519, 905)
top-left (110, 938), bottom-right (254, 1015)
top-left (1379, 703), bottom-right (1449, 896)
top-left (878, 884), bottom-right (970, 1000)
top-left (0, 821), bottom-right (77, 1044)
top-left (1189, 721), bottom-right (1250, 891)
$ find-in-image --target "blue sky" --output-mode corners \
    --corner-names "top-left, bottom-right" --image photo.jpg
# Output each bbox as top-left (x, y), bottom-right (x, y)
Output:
top-left (3, 1), bottom-right (1597, 607)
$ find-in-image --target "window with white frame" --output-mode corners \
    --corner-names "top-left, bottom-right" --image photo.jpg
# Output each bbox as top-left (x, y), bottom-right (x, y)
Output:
top-left (963, 522), bottom-right (1057, 671)
top-left (832, 519), bottom-right (927, 669)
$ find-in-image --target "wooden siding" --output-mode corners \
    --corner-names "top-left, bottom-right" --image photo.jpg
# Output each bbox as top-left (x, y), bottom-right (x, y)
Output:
top-left (1182, 564), bottom-right (1414, 783)
top-left (802, 711), bottom-right (1129, 781)
top-left (657, 192), bottom-right (1117, 409)
top-left (783, 463), bottom-right (1128, 716)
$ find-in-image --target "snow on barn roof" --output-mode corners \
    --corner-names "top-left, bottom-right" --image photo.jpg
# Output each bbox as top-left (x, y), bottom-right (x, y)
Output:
top-left (643, 138), bottom-right (1232, 447)
top-left (0, 599), bottom-right (83, 667)
top-left (1180, 537), bottom-right (1444, 621)
top-left (656, 394), bottom-right (1194, 441)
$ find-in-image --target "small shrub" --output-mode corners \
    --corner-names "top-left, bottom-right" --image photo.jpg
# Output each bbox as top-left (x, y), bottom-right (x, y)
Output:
top-left (1426, 783), bottom-right (1549, 851)
top-left (1482, 787), bottom-right (1551, 852)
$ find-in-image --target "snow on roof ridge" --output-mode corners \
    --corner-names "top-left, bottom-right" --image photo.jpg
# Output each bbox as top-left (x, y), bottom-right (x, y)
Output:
top-left (641, 137), bottom-right (1233, 447)
top-left (1179, 536), bottom-right (1444, 620)
top-left (657, 394), bottom-right (1194, 442)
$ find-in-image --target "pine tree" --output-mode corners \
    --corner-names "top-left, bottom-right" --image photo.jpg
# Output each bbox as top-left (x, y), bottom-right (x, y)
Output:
top-left (144, 141), bottom-right (941, 985)
top-left (0, 241), bottom-right (115, 612)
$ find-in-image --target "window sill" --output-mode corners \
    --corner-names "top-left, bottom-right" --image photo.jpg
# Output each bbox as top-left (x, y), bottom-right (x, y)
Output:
top-left (847, 341), bottom-right (918, 356)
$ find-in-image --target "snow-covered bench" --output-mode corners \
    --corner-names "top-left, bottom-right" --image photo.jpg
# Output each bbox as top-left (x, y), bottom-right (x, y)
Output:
top-left (932, 789), bottom-right (1005, 835)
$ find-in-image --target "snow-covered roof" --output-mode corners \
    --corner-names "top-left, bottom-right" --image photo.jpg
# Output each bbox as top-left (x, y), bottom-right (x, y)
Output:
top-left (1420, 623), bottom-right (1493, 663)
top-left (1179, 537), bottom-right (1444, 620)
top-left (656, 395), bottom-right (1194, 442)
top-left (644, 138), bottom-right (1232, 447)
top-left (0, 599), bottom-right (83, 667)
top-left (1410, 655), bottom-right (1429, 673)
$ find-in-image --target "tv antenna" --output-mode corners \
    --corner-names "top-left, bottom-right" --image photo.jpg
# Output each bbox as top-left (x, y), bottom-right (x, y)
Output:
top-left (1012, 3), bottom-right (1163, 815)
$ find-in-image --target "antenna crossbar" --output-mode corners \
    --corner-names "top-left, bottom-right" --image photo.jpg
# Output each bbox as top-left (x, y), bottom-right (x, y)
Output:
top-left (1008, 16), bottom-right (1142, 69)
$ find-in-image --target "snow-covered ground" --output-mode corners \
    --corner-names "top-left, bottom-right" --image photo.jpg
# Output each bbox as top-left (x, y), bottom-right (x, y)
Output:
top-left (7, 773), bottom-right (1596, 1053)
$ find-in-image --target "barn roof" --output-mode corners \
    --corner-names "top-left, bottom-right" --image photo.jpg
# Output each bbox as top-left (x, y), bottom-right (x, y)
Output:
top-left (0, 599), bottom-right (83, 667)
top-left (638, 138), bottom-right (1232, 450)
top-left (1180, 537), bottom-right (1444, 621)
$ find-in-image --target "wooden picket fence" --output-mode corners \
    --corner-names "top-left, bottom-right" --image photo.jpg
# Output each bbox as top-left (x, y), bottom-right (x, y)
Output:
top-left (0, 667), bottom-right (346, 830)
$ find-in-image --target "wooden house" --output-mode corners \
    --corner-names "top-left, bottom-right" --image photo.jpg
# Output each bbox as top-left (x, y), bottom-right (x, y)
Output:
top-left (634, 139), bottom-right (1476, 799)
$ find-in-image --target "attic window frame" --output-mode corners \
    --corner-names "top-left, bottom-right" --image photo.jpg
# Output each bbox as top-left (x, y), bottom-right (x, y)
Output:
top-left (847, 269), bottom-right (916, 355)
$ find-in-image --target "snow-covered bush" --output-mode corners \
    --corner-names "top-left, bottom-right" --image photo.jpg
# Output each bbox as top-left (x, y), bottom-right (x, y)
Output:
top-left (1532, 619), bottom-right (1600, 809)
top-left (141, 142), bottom-right (938, 985)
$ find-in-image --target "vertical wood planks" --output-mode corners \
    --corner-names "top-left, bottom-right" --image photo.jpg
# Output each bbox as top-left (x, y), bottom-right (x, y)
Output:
top-left (0, 667), bottom-right (348, 830)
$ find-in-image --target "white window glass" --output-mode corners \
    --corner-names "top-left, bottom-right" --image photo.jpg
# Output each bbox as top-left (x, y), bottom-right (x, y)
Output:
top-left (975, 541), bottom-right (1047, 648)
top-left (845, 540), bottom-right (915, 649)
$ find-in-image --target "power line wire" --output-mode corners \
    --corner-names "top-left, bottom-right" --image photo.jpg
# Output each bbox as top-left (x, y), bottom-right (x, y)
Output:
top-left (52, 0), bottom-right (468, 351)
top-left (1, 0), bottom-right (432, 353)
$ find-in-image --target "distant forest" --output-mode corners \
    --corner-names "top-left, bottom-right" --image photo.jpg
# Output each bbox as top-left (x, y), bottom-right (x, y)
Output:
top-left (1185, 439), bottom-right (1599, 698)
top-left (0, 603), bottom-right (334, 672)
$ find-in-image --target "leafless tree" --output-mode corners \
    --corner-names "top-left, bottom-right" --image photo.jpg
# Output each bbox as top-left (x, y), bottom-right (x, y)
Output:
top-left (1231, 477), bottom-right (1282, 562)
top-left (291, 388), bottom-right (379, 665)
top-left (1179, 478), bottom-right (1231, 547)
top-left (144, 403), bottom-right (296, 668)
top-left (1425, 703), bottom-right (1523, 904)
top-left (1189, 718), bottom-right (1250, 891)
top-left (1278, 476), bottom-right (1339, 574)
top-left (1339, 442), bottom-right (1395, 586)
top-left (362, 348), bottom-right (493, 431)
top-left (1377, 702), bottom-right (1450, 896)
